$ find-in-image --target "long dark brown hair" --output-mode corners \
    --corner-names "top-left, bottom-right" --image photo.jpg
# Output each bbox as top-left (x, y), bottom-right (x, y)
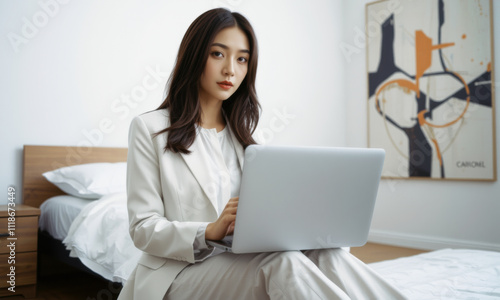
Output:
top-left (155, 8), bottom-right (260, 154)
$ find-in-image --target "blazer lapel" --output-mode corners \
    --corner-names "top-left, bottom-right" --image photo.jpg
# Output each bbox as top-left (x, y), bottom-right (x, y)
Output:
top-left (180, 135), bottom-right (218, 214)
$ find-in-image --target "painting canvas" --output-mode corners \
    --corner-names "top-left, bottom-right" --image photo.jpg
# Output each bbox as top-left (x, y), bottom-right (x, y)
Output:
top-left (366, 0), bottom-right (496, 181)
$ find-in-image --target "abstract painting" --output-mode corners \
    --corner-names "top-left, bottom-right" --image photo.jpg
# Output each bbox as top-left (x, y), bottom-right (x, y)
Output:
top-left (366, 0), bottom-right (496, 180)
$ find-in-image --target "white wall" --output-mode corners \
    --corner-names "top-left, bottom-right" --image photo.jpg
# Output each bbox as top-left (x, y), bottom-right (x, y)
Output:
top-left (343, 0), bottom-right (500, 251)
top-left (0, 0), bottom-right (345, 203)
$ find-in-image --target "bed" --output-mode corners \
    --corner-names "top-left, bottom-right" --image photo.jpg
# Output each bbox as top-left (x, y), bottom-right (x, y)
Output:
top-left (23, 145), bottom-right (500, 298)
top-left (23, 145), bottom-right (132, 283)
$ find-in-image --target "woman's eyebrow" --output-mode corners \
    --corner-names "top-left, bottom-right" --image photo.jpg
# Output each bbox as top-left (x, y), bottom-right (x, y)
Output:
top-left (212, 42), bottom-right (250, 54)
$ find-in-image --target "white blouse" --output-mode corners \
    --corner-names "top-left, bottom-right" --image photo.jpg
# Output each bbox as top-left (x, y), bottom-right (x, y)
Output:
top-left (197, 125), bottom-right (242, 213)
top-left (193, 125), bottom-right (242, 257)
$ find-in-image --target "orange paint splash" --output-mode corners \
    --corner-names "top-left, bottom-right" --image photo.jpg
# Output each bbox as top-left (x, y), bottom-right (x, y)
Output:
top-left (415, 30), bottom-right (454, 97)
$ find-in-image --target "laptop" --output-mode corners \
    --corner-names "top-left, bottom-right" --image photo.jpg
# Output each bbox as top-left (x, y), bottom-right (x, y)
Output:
top-left (206, 145), bottom-right (385, 254)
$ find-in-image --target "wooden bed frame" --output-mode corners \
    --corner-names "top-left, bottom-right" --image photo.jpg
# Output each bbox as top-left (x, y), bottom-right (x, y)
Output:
top-left (23, 145), bottom-right (128, 208)
top-left (22, 145), bottom-right (128, 281)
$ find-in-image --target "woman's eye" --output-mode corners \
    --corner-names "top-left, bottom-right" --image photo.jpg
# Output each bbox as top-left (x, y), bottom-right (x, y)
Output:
top-left (238, 57), bottom-right (248, 63)
top-left (212, 51), bottom-right (223, 58)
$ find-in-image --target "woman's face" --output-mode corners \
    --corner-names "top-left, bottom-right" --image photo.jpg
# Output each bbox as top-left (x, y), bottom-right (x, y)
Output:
top-left (199, 26), bottom-right (250, 103)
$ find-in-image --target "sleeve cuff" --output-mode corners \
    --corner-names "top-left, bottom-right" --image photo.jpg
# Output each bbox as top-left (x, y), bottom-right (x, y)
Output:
top-left (193, 223), bottom-right (215, 262)
top-left (193, 223), bottom-right (211, 251)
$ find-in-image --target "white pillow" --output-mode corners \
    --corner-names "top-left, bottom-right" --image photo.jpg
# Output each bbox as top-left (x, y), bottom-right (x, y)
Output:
top-left (43, 162), bottom-right (127, 199)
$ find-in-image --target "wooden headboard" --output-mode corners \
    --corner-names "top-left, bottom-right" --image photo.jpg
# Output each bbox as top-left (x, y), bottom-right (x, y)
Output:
top-left (22, 145), bottom-right (128, 208)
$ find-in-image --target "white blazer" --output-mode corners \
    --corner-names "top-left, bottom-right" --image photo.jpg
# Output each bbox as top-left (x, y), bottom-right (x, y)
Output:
top-left (118, 109), bottom-right (245, 300)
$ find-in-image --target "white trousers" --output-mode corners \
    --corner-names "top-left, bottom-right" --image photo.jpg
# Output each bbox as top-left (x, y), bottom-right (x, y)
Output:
top-left (164, 248), bottom-right (406, 300)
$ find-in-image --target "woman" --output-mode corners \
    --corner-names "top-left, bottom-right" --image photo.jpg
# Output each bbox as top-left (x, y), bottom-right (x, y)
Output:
top-left (118, 8), bottom-right (406, 300)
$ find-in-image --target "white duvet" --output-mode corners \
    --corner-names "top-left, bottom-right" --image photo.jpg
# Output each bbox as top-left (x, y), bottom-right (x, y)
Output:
top-left (63, 192), bottom-right (142, 283)
top-left (369, 248), bottom-right (500, 299)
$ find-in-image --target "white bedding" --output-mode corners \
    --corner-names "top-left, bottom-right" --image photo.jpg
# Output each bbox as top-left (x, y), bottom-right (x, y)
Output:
top-left (369, 248), bottom-right (500, 299)
top-left (62, 192), bottom-right (142, 283)
top-left (59, 193), bottom-right (500, 297)
top-left (39, 195), bottom-right (95, 240)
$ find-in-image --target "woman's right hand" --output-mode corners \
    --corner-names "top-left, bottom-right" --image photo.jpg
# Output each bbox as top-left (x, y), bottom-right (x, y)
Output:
top-left (205, 197), bottom-right (238, 241)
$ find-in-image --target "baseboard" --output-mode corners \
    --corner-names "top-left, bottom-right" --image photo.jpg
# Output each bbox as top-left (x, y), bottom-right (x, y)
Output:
top-left (368, 230), bottom-right (500, 252)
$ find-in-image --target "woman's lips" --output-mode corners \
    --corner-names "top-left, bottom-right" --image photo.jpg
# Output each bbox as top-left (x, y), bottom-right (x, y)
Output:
top-left (217, 81), bottom-right (233, 90)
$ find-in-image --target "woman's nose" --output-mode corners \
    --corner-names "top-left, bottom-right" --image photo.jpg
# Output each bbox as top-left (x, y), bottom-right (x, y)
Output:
top-left (223, 60), bottom-right (235, 76)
